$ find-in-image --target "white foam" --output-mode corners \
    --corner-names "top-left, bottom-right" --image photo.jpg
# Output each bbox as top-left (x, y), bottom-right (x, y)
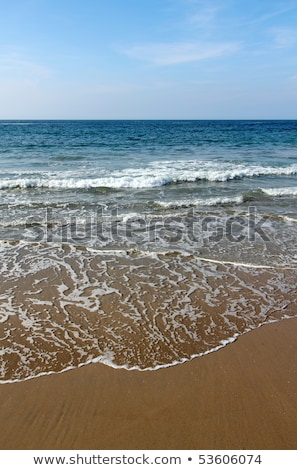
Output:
top-left (154, 195), bottom-right (244, 209)
top-left (192, 255), bottom-right (295, 270)
top-left (1, 239), bottom-right (295, 270)
top-left (1, 317), bottom-right (295, 384)
top-left (1, 161), bottom-right (297, 190)
top-left (261, 186), bottom-right (297, 197)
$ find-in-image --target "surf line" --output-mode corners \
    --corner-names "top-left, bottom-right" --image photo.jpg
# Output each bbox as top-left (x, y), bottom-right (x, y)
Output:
top-left (1, 239), bottom-right (296, 271)
top-left (192, 255), bottom-right (296, 270)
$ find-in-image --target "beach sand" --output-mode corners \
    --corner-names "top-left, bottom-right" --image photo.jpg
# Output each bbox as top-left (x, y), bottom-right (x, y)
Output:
top-left (0, 317), bottom-right (297, 450)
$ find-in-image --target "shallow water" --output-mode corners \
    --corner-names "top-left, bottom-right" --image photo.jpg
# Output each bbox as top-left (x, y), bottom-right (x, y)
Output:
top-left (0, 241), bottom-right (296, 382)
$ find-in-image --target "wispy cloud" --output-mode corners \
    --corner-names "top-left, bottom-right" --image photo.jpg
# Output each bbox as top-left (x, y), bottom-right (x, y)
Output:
top-left (123, 41), bottom-right (239, 66)
top-left (249, 5), bottom-right (297, 24)
top-left (0, 52), bottom-right (50, 79)
top-left (186, 4), bottom-right (222, 30)
top-left (166, 1), bottom-right (225, 39)
top-left (271, 28), bottom-right (297, 48)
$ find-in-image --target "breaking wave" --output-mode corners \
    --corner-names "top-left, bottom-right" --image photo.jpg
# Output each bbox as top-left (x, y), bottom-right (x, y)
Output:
top-left (1, 161), bottom-right (297, 190)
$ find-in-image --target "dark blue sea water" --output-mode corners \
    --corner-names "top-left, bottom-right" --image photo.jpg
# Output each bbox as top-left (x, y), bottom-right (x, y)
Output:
top-left (0, 121), bottom-right (297, 382)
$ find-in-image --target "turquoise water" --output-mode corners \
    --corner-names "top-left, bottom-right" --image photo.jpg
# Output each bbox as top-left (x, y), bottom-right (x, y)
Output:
top-left (0, 121), bottom-right (297, 382)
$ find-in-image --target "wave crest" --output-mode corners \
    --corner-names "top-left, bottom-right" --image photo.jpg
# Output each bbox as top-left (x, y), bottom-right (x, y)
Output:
top-left (1, 161), bottom-right (297, 190)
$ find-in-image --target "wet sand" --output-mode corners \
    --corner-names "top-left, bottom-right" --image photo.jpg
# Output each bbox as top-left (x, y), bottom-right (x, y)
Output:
top-left (0, 317), bottom-right (297, 450)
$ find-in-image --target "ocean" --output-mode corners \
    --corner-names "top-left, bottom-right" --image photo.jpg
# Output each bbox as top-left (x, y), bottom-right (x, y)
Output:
top-left (0, 120), bottom-right (297, 382)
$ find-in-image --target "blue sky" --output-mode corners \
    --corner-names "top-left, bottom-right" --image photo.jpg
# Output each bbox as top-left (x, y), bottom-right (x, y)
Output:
top-left (1, 0), bottom-right (297, 119)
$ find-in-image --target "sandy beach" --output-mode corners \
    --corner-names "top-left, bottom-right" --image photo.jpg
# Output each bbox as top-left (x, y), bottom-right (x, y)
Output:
top-left (0, 317), bottom-right (296, 450)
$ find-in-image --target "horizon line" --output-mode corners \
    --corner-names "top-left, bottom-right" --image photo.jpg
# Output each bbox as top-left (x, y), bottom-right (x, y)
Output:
top-left (0, 118), bottom-right (297, 121)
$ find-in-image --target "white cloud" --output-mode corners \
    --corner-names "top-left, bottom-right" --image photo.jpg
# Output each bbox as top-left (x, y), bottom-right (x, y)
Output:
top-left (123, 41), bottom-right (239, 66)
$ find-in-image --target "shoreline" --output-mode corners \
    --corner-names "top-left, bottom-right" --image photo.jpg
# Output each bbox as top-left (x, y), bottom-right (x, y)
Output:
top-left (0, 317), bottom-right (297, 450)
